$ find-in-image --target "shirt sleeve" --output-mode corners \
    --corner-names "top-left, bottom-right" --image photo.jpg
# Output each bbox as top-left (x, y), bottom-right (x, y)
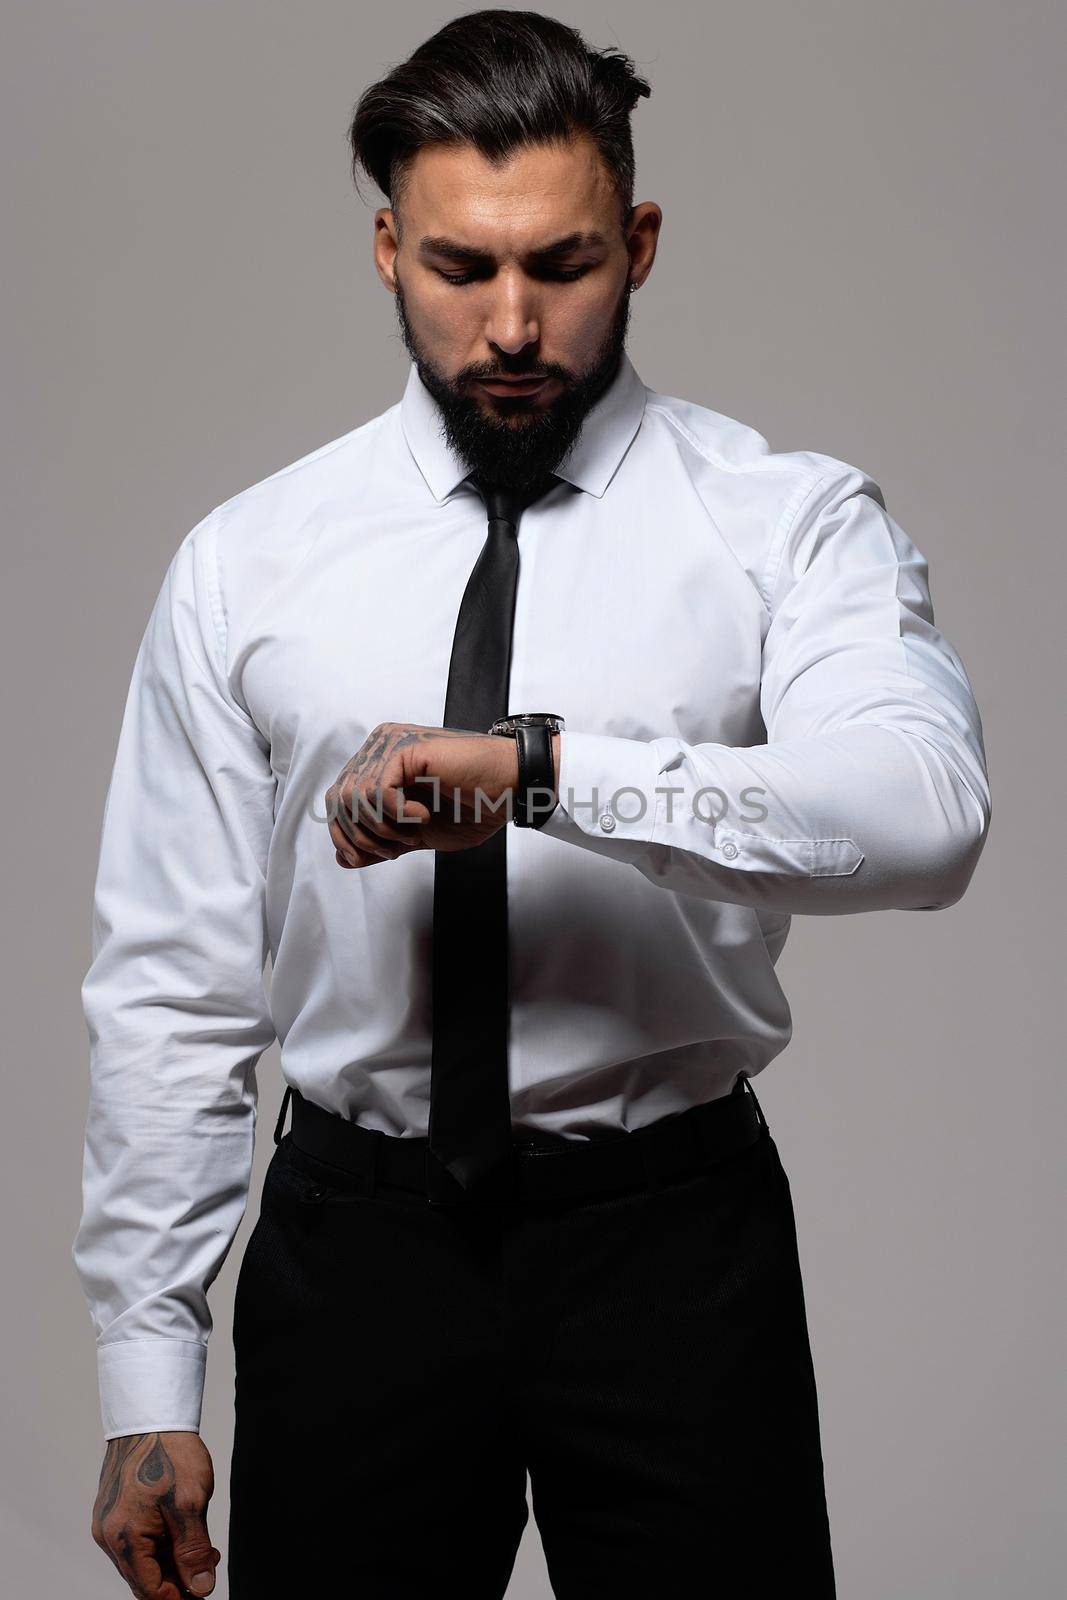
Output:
top-left (539, 463), bottom-right (991, 914)
top-left (72, 506), bottom-right (277, 1439)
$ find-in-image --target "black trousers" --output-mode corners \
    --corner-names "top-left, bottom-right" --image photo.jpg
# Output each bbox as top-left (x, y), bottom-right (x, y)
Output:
top-left (229, 1105), bottom-right (836, 1598)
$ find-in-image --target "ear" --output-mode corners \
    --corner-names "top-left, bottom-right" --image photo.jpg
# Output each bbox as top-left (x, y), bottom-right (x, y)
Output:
top-left (373, 208), bottom-right (400, 292)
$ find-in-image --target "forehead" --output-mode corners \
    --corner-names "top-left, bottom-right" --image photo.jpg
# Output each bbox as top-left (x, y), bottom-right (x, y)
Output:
top-left (401, 135), bottom-right (618, 250)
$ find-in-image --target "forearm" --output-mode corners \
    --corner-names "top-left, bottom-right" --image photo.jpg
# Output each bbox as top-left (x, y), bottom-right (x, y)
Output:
top-left (543, 464), bottom-right (992, 915)
top-left (542, 720), bottom-right (990, 915)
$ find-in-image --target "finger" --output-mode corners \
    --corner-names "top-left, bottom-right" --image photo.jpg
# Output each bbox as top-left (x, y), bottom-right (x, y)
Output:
top-left (100, 1522), bottom-right (181, 1600)
top-left (328, 805), bottom-right (415, 862)
top-left (335, 846), bottom-right (378, 869)
top-left (340, 769), bottom-right (430, 834)
top-left (328, 818), bottom-right (360, 864)
top-left (353, 820), bottom-right (406, 860)
top-left (384, 783), bottom-right (433, 829)
top-left (328, 817), bottom-right (396, 864)
top-left (325, 780), bottom-right (368, 850)
top-left (160, 1500), bottom-right (220, 1597)
top-left (351, 781), bottom-right (428, 848)
top-left (328, 789), bottom-right (401, 859)
top-left (154, 1538), bottom-right (221, 1600)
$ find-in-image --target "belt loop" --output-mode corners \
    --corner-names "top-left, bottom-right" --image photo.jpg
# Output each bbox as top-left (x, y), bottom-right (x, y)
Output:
top-left (273, 1084), bottom-right (293, 1146)
top-left (738, 1071), bottom-right (768, 1133)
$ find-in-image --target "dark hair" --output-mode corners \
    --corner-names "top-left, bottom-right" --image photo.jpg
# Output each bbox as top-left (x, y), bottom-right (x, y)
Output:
top-left (347, 10), bottom-right (651, 236)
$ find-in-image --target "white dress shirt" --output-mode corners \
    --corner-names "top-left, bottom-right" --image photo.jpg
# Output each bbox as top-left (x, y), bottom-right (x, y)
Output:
top-left (74, 350), bottom-right (991, 1438)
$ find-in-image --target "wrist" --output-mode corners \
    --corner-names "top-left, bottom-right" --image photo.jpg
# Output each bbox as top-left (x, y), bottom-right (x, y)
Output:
top-left (487, 713), bottom-right (564, 828)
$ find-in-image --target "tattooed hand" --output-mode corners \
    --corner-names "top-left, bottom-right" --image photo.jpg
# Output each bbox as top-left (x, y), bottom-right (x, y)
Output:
top-left (92, 1432), bottom-right (219, 1599)
top-left (325, 720), bottom-right (559, 868)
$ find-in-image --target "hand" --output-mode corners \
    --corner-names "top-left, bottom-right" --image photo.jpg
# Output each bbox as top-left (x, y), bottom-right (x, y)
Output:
top-left (92, 1432), bottom-right (219, 1599)
top-left (325, 720), bottom-right (519, 867)
top-left (324, 720), bottom-right (558, 868)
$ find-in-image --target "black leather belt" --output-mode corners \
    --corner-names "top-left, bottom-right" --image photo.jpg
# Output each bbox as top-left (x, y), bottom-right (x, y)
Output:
top-left (279, 1071), bottom-right (769, 1208)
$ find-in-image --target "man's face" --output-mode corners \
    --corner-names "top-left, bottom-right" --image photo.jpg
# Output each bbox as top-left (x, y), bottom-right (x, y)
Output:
top-left (375, 135), bottom-right (647, 493)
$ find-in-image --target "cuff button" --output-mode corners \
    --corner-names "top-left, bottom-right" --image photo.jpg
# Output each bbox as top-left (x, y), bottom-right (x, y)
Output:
top-left (722, 841), bottom-right (739, 859)
top-left (598, 812), bottom-right (617, 832)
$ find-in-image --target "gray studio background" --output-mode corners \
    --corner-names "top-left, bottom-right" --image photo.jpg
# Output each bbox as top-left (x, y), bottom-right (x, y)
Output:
top-left (3, 2), bottom-right (1064, 1594)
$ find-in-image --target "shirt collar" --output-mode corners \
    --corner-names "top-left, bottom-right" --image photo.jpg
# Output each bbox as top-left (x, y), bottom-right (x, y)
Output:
top-left (399, 348), bottom-right (647, 502)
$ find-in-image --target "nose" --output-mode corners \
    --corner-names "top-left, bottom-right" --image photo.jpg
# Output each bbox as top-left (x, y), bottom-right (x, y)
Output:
top-left (483, 271), bottom-right (539, 358)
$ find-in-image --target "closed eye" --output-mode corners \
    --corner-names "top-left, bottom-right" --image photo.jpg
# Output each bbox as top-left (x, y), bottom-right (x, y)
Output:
top-left (437, 266), bottom-right (592, 286)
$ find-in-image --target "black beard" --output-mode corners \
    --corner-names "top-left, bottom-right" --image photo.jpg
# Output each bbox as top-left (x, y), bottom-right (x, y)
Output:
top-left (392, 274), bottom-right (633, 495)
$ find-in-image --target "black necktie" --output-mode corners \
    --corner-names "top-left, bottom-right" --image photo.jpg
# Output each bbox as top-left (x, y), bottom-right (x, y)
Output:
top-left (427, 473), bottom-right (556, 1204)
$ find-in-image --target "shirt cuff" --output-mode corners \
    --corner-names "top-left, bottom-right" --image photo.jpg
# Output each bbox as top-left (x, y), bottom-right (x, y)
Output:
top-left (540, 730), bottom-right (663, 845)
top-left (97, 1339), bottom-right (207, 1440)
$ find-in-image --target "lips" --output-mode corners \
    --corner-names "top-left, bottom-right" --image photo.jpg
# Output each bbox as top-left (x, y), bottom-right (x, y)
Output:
top-left (478, 376), bottom-right (551, 397)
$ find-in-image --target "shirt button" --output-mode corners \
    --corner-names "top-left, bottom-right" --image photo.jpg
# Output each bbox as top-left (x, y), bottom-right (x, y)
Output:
top-left (599, 812), bottom-right (616, 832)
top-left (722, 841), bottom-right (739, 860)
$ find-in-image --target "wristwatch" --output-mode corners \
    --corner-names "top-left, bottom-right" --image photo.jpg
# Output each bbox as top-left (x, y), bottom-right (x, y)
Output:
top-left (487, 712), bottom-right (565, 828)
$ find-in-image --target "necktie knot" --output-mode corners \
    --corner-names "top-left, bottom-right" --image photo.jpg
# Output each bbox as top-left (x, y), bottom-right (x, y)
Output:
top-left (470, 473), bottom-right (557, 526)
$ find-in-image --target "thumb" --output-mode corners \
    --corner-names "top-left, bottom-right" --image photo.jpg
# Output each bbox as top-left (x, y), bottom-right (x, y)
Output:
top-left (161, 1502), bottom-right (219, 1596)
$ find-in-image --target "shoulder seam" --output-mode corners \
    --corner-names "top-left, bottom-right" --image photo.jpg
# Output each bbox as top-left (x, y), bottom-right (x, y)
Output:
top-left (645, 401), bottom-right (842, 611)
top-left (643, 400), bottom-right (743, 474)
top-left (197, 504), bottom-right (230, 663)
top-left (193, 503), bottom-right (263, 733)
top-left (760, 466), bottom-right (837, 609)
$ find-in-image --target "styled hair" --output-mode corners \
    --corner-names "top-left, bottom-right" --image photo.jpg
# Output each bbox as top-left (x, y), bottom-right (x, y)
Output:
top-left (347, 10), bottom-right (651, 235)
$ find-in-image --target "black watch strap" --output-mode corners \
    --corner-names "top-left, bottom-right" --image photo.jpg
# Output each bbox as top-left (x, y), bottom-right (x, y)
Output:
top-left (514, 721), bottom-right (557, 828)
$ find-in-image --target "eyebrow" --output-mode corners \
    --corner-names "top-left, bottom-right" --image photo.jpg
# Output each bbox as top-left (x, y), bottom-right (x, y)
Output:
top-left (417, 230), bottom-right (609, 263)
